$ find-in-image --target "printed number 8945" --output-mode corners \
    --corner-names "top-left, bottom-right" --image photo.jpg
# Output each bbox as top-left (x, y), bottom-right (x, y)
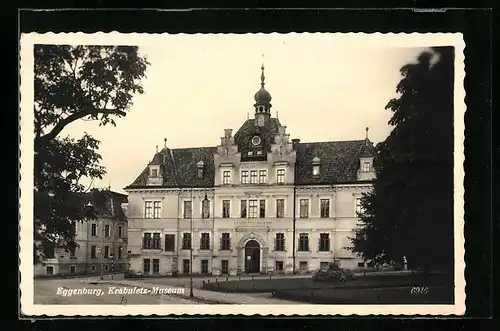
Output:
top-left (410, 286), bottom-right (429, 294)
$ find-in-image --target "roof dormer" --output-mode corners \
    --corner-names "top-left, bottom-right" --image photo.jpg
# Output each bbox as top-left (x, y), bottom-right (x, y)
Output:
top-left (147, 146), bottom-right (164, 186)
top-left (312, 157), bottom-right (321, 176)
top-left (357, 127), bottom-right (376, 181)
top-left (197, 160), bottom-right (205, 179)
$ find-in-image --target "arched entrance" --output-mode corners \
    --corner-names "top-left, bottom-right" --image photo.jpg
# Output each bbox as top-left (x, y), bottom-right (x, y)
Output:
top-left (244, 240), bottom-right (260, 274)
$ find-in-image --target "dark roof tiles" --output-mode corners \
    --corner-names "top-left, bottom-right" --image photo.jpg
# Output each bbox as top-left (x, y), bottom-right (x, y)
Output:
top-left (126, 120), bottom-right (376, 188)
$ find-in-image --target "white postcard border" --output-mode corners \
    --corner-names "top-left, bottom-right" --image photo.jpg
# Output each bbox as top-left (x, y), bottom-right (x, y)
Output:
top-left (19, 32), bottom-right (466, 316)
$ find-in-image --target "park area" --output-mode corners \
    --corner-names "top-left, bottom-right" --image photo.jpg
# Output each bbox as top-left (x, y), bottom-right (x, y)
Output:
top-left (201, 272), bottom-right (454, 304)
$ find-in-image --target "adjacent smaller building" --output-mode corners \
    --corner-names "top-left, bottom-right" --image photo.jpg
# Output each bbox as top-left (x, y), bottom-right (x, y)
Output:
top-left (35, 189), bottom-right (129, 277)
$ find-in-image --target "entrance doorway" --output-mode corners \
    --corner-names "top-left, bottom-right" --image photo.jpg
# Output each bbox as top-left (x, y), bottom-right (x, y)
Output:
top-left (244, 240), bottom-right (260, 273)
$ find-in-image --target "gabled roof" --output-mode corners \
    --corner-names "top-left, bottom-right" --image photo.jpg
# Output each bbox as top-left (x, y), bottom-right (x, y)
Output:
top-left (234, 118), bottom-right (281, 160)
top-left (294, 139), bottom-right (376, 185)
top-left (126, 147), bottom-right (217, 189)
top-left (84, 189), bottom-right (128, 221)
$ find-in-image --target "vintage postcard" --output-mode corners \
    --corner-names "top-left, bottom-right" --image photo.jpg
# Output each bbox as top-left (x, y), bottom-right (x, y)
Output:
top-left (19, 32), bottom-right (466, 316)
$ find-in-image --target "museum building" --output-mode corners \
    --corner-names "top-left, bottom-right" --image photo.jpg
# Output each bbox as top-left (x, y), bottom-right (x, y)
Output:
top-left (123, 65), bottom-right (376, 276)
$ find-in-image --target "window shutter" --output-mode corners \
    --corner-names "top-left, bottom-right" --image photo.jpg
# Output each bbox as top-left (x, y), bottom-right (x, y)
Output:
top-left (283, 237), bottom-right (286, 251)
top-left (220, 237), bottom-right (223, 250)
top-left (273, 237), bottom-right (276, 250)
top-left (228, 237), bottom-right (231, 250)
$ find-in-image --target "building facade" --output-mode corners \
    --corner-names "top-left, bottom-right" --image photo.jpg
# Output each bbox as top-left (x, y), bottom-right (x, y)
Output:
top-left (124, 65), bottom-right (375, 276)
top-left (35, 189), bottom-right (129, 276)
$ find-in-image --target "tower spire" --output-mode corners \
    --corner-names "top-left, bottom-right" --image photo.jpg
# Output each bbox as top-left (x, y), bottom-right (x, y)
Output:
top-left (260, 54), bottom-right (265, 88)
top-left (365, 127), bottom-right (369, 140)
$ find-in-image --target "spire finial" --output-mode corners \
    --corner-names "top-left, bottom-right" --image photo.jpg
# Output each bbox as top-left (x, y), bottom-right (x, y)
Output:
top-left (365, 127), bottom-right (369, 139)
top-left (156, 145), bottom-right (158, 153)
top-left (247, 112), bottom-right (250, 120)
top-left (276, 110), bottom-right (279, 119)
top-left (164, 138), bottom-right (167, 148)
top-left (260, 54), bottom-right (265, 87)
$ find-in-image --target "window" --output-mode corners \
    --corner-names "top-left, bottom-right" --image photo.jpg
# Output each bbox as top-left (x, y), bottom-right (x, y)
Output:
top-left (69, 265), bottom-right (76, 274)
top-left (275, 261), bottom-right (284, 272)
top-left (118, 226), bottom-right (122, 239)
top-left (250, 170), bottom-right (258, 184)
top-left (240, 200), bottom-right (247, 218)
top-left (358, 262), bottom-right (366, 268)
top-left (220, 233), bottom-right (231, 250)
top-left (276, 199), bottom-right (285, 218)
top-left (46, 266), bottom-right (54, 275)
top-left (299, 261), bottom-right (308, 272)
top-left (223, 171), bottom-right (231, 184)
top-left (299, 199), bottom-right (309, 218)
top-left (200, 233), bottom-right (210, 250)
top-left (313, 164), bottom-right (320, 176)
top-left (221, 260), bottom-right (229, 274)
top-left (182, 233), bottom-right (192, 250)
top-left (118, 246), bottom-right (122, 259)
top-left (320, 262), bottom-right (329, 270)
top-left (104, 225), bottom-right (110, 238)
top-left (222, 200), bottom-right (230, 218)
top-left (320, 199), bottom-right (330, 218)
top-left (91, 245), bottom-right (97, 258)
top-left (91, 224), bottom-right (97, 236)
top-left (151, 168), bottom-right (158, 177)
top-left (153, 259), bottom-right (160, 274)
top-left (241, 170), bottom-right (249, 184)
top-left (183, 259), bottom-right (190, 273)
top-left (91, 265), bottom-right (96, 272)
top-left (248, 200), bottom-right (258, 218)
top-left (142, 232), bottom-right (152, 249)
top-left (362, 161), bottom-right (371, 172)
top-left (276, 169), bottom-right (285, 184)
top-left (144, 201), bottom-right (153, 219)
top-left (201, 260), bottom-right (209, 274)
top-left (165, 234), bottom-right (175, 252)
top-left (319, 233), bottom-right (330, 251)
top-left (104, 246), bottom-right (110, 258)
top-left (275, 233), bottom-right (285, 251)
top-left (143, 259), bottom-right (151, 274)
top-left (183, 201), bottom-right (192, 219)
top-left (152, 233), bottom-right (161, 249)
top-left (259, 200), bottom-right (266, 218)
top-left (202, 199), bottom-right (210, 218)
top-left (153, 201), bottom-right (162, 218)
top-left (355, 198), bottom-right (363, 214)
top-left (69, 245), bottom-right (76, 258)
top-left (105, 264), bottom-right (109, 271)
top-left (298, 233), bottom-right (309, 251)
top-left (279, 146), bottom-right (283, 155)
top-left (259, 170), bottom-right (267, 184)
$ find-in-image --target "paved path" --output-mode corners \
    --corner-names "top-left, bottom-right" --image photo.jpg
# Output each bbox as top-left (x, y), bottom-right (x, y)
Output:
top-left (101, 279), bottom-right (304, 304)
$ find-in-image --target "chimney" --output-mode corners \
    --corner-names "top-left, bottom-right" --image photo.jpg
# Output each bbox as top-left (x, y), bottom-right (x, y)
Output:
top-left (292, 138), bottom-right (300, 150)
top-left (224, 129), bottom-right (233, 138)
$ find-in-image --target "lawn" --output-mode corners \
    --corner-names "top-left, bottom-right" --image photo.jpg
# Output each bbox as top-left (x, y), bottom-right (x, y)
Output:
top-left (201, 272), bottom-right (452, 294)
top-left (273, 285), bottom-right (454, 304)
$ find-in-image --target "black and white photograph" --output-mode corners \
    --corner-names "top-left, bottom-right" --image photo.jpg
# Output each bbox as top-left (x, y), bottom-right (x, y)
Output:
top-left (19, 32), bottom-right (466, 316)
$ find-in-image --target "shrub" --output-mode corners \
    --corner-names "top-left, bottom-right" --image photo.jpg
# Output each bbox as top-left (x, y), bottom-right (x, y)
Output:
top-left (312, 261), bottom-right (356, 282)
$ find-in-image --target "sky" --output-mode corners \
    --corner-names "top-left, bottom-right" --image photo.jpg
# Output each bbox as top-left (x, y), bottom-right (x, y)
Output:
top-left (60, 34), bottom-right (429, 194)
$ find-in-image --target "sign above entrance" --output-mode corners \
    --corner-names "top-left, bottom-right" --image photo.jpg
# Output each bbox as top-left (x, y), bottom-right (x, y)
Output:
top-left (236, 227), bottom-right (269, 232)
top-left (235, 220), bottom-right (271, 227)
